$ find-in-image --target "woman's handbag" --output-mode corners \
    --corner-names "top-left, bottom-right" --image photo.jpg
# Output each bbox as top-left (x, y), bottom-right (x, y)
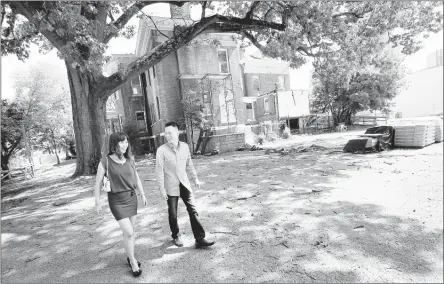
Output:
top-left (101, 157), bottom-right (111, 192)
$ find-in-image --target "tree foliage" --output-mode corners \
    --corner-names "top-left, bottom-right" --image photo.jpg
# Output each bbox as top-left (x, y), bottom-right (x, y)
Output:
top-left (1, 65), bottom-right (72, 167)
top-left (1, 1), bottom-right (442, 175)
top-left (310, 41), bottom-right (406, 125)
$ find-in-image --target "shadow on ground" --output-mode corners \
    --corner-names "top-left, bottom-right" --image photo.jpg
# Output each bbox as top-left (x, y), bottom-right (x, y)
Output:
top-left (1, 145), bottom-right (443, 283)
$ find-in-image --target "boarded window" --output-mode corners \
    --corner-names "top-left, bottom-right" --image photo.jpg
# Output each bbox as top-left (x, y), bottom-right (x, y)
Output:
top-left (264, 97), bottom-right (270, 113)
top-left (217, 49), bottom-right (230, 74)
top-left (156, 97), bottom-right (161, 119)
top-left (277, 75), bottom-right (285, 90)
top-left (219, 90), bottom-right (236, 123)
top-left (147, 69), bottom-right (152, 86)
top-left (131, 77), bottom-right (142, 96)
top-left (246, 103), bottom-right (253, 109)
top-left (252, 75), bottom-right (260, 92)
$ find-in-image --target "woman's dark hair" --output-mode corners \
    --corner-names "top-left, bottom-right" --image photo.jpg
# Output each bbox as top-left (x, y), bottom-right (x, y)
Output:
top-left (108, 132), bottom-right (132, 159)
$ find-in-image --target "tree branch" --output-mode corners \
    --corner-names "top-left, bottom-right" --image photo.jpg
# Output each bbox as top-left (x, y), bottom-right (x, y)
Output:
top-left (201, 1), bottom-right (208, 19)
top-left (8, 2), bottom-right (80, 65)
top-left (104, 1), bottom-right (187, 44)
top-left (142, 12), bottom-right (170, 39)
top-left (99, 14), bottom-right (287, 96)
top-left (242, 30), bottom-right (266, 51)
top-left (246, 1), bottom-right (260, 19)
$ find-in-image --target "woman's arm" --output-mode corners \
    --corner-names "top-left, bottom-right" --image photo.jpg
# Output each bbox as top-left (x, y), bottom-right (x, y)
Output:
top-left (134, 170), bottom-right (145, 198)
top-left (94, 162), bottom-right (106, 209)
top-left (133, 160), bottom-right (147, 206)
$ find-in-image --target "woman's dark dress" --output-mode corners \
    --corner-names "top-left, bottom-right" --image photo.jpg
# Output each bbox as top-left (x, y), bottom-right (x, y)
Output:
top-left (102, 156), bottom-right (138, 221)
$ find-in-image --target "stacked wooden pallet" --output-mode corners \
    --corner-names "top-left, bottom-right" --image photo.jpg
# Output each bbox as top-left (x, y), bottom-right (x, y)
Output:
top-left (393, 124), bottom-right (435, 148)
top-left (386, 116), bottom-right (443, 147)
top-left (434, 119), bottom-right (443, 142)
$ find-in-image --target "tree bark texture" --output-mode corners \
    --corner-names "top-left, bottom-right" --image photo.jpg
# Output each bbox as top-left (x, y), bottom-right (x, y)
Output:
top-left (65, 62), bottom-right (107, 176)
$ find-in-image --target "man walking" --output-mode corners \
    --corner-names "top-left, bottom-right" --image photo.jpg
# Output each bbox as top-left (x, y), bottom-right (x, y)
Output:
top-left (155, 121), bottom-right (215, 248)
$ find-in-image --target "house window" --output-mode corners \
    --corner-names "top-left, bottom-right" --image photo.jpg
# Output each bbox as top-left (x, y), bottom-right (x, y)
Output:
top-left (264, 97), bottom-right (270, 114)
top-left (277, 75), bottom-right (285, 90)
top-left (217, 49), bottom-right (230, 74)
top-left (131, 77), bottom-right (142, 96)
top-left (246, 102), bottom-right (255, 120)
top-left (135, 111), bottom-right (146, 133)
top-left (203, 91), bottom-right (211, 103)
top-left (219, 90), bottom-right (236, 123)
top-left (252, 75), bottom-right (260, 92)
top-left (149, 103), bottom-right (156, 123)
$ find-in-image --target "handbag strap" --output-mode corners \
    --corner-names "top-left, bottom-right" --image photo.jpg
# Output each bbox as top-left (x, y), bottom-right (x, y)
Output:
top-left (106, 157), bottom-right (109, 177)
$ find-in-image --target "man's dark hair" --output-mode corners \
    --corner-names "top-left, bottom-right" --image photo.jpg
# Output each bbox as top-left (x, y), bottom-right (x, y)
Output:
top-left (165, 121), bottom-right (179, 129)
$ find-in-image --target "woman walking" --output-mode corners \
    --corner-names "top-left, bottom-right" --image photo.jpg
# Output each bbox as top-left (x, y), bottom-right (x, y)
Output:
top-left (94, 132), bottom-right (147, 277)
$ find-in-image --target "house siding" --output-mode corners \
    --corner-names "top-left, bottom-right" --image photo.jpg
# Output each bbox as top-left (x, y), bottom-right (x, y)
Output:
top-left (244, 73), bottom-right (291, 97)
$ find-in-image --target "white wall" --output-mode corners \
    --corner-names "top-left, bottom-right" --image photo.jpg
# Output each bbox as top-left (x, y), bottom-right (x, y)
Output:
top-left (392, 66), bottom-right (443, 117)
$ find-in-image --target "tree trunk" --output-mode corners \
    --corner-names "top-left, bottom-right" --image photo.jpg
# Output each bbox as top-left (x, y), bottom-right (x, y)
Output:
top-left (1, 152), bottom-right (10, 180)
top-left (55, 151), bottom-right (60, 165)
top-left (66, 62), bottom-right (107, 177)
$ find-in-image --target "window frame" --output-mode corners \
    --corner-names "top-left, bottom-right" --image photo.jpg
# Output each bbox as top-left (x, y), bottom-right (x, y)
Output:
top-left (252, 75), bottom-right (260, 92)
top-left (264, 97), bottom-right (270, 114)
top-left (217, 49), bottom-right (230, 74)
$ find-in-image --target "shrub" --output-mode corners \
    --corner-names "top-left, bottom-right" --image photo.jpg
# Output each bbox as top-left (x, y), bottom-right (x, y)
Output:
top-left (255, 134), bottom-right (265, 145)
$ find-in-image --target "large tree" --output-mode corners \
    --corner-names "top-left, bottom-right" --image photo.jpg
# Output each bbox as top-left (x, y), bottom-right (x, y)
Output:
top-left (2, 1), bottom-right (442, 176)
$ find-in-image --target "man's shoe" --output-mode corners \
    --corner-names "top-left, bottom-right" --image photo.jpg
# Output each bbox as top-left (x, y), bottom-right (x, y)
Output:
top-left (195, 238), bottom-right (215, 248)
top-left (174, 236), bottom-right (184, 247)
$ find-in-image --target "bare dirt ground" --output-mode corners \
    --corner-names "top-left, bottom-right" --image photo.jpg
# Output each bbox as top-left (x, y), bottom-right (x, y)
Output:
top-left (1, 130), bottom-right (443, 283)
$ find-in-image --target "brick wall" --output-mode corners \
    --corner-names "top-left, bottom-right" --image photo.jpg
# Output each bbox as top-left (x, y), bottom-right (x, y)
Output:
top-left (152, 50), bottom-right (183, 135)
top-left (255, 93), bottom-right (278, 123)
top-left (177, 40), bottom-right (246, 127)
top-left (205, 133), bottom-right (245, 153)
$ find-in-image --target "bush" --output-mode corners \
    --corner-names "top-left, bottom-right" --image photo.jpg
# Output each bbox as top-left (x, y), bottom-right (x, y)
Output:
top-left (282, 127), bottom-right (291, 139)
top-left (266, 134), bottom-right (276, 142)
top-left (255, 134), bottom-right (265, 145)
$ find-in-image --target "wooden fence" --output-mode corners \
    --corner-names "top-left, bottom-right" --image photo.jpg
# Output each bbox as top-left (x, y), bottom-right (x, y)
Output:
top-left (352, 115), bottom-right (388, 126)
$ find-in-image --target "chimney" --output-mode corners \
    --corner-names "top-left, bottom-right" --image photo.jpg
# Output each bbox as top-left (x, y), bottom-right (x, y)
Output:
top-left (170, 3), bottom-right (191, 19)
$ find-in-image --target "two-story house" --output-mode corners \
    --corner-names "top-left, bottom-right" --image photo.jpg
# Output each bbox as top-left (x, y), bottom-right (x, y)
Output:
top-left (240, 51), bottom-right (291, 124)
top-left (105, 4), bottom-right (308, 153)
top-left (106, 4), bottom-right (247, 153)
top-left (240, 51), bottom-right (311, 133)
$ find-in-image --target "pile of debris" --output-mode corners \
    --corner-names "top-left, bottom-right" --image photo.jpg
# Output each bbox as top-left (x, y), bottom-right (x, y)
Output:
top-left (265, 144), bottom-right (328, 155)
top-left (236, 144), bottom-right (264, 151)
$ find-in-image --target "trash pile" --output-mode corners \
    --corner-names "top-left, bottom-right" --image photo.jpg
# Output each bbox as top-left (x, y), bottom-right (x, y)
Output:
top-left (265, 144), bottom-right (328, 155)
top-left (236, 144), bottom-right (264, 151)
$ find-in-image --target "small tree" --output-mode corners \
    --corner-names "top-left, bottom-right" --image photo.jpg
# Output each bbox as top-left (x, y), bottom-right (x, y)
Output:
top-left (311, 43), bottom-right (406, 125)
top-left (1, 100), bottom-right (24, 176)
top-left (2, 65), bottom-right (73, 167)
top-left (181, 89), bottom-right (211, 153)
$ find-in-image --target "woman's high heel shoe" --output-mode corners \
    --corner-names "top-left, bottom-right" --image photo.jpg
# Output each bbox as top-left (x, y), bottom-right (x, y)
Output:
top-left (132, 268), bottom-right (142, 277)
top-left (127, 258), bottom-right (142, 277)
top-left (127, 257), bottom-right (141, 268)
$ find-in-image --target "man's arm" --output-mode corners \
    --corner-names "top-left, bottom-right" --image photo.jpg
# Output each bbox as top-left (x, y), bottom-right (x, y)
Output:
top-left (155, 147), bottom-right (168, 200)
top-left (185, 145), bottom-right (199, 185)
